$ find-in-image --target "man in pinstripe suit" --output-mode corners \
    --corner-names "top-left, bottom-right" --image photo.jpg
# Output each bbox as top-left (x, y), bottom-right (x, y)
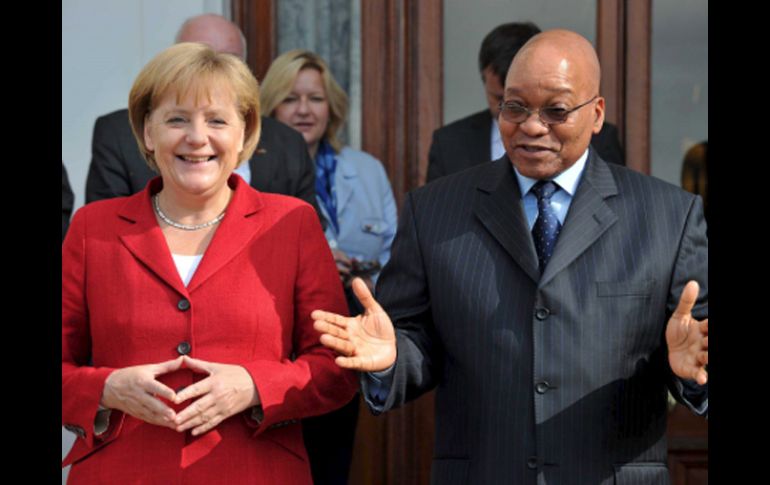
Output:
top-left (314, 29), bottom-right (707, 484)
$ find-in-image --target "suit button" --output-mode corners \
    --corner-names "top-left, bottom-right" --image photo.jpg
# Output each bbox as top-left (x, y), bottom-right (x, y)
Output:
top-left (535, 381), bottom-right (550, 394)
top-left (177, 299), bottom-right (191, 311)
top-left (535, 308), bottom-right (550, 320)
top-left (527, 456), bottom-right (538, 469)
top-left (177, 341), bottom-right (191, 355)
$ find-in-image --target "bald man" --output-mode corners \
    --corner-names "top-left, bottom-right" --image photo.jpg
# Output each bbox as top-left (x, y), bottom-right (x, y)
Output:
top-left (314, 30), bottom-right (708, 484)
top-left (426, 21), bottom-right (624, 185)
top-left (86, 14), bottom-right (318, 219)
top-left (176, 13), bottom-right (246, 56)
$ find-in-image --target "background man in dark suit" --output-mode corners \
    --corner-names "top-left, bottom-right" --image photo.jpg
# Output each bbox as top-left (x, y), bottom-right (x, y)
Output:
top-left (85, 14), bottom-right (318, 218)
top-left (427, 22), bottom-right (625, 184)
top-left (314, 29), bottom-right (707, 484)
top-left (83, 14), bottom-right (356, 485)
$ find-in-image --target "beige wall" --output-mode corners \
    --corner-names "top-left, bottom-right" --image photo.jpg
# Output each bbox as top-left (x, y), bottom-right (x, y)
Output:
top-left (61, 0), bottom-right (228, 216)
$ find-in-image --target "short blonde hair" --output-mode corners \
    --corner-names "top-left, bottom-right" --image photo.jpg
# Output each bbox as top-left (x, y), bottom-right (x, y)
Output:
top-left (128, 42), bottom-right (261, 171)
top-left (260, 49), bottom-right (348, 153)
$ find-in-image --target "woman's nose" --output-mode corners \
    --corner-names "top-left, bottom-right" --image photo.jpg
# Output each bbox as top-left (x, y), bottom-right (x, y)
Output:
top-left (297, 97), bottom-right (310, 114)
top-left (185, 120), bottom-right (207, 145)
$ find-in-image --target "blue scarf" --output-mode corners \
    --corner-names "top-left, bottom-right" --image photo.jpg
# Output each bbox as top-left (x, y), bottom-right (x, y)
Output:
top-left (314, 139), bottom-right (339, 234)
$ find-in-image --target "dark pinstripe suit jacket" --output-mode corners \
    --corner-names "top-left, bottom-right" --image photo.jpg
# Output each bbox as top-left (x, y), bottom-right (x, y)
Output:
top-left (368, 151), bottom-right (708, 485)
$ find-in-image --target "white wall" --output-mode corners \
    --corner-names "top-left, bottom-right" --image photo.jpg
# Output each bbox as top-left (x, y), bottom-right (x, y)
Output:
top-left (62, 0), bottom-right (227, 215)
top-left (61, 3), bottom-right (227, 481)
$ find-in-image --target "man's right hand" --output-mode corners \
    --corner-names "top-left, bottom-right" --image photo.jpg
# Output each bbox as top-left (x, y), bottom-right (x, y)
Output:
top-left (100, 356), bottom-right (184, 429)
top-left (312, 277), bottom-right (397, 372)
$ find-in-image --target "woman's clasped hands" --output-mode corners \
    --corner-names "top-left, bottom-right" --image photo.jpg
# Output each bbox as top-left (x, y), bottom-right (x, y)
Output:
top-left (101, 355), bottom-right (259, 436)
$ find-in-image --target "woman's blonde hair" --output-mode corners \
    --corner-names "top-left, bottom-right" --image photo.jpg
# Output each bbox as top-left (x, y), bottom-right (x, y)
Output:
top-left (260, 49), bottom-right (349, 153)
top-left (128, 42), bottom-right (261, 171)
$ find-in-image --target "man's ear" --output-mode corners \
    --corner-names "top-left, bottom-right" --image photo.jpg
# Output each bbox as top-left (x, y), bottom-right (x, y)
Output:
top-left (592, 96), bottom-right (605, 134)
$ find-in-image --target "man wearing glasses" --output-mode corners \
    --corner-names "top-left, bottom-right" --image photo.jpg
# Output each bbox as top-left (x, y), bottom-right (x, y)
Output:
top-left (426, 22), bottom-right (624, 184)
top-left (314, 29), bottom-right (708, 484)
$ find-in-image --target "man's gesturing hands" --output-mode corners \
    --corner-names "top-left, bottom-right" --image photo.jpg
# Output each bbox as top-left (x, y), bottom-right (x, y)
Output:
top-left (312, 277), bottom-right (397, 372)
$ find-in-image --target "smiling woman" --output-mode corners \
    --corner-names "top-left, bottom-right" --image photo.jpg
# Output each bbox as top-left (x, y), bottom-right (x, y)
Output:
top-left (129, 43), bottom-right (259, 242)
top-left (144, 87), bottom-right (244, 230)
top-left (61, 42), bottom-right (357, 485)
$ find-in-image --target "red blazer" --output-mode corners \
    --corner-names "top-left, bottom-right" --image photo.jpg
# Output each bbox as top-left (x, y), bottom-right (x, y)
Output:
top-left (62, 175), bottom-right (357, 484)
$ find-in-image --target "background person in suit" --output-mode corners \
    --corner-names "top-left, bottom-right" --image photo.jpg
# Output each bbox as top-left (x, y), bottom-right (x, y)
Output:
top-left (260, 49), bottom-right (398, 485)
top-left (314, 30), bottom-right (707, 484)
top-left (62, 43), bottom-right (356, 484)
top-left (63, 162), bottom-right (74, 242)
top-left (427, 21), bottom-right (625, 184)
top-left (85, 14), bottom-right (319, 218)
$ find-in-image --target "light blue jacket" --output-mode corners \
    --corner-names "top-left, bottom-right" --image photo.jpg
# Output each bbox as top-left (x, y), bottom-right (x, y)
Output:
top-left (319, 146), bottom-right (397, 282)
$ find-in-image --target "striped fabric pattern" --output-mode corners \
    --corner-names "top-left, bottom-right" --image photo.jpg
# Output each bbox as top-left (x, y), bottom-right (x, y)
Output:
top-left (368, 151), bottom-right (708, 485)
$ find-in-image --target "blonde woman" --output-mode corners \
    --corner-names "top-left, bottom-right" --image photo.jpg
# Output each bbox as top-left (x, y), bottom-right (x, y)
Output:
top-left (62, 43), bottom-right (356, 484)
top-left (261, 50), bottom-right (397, 300)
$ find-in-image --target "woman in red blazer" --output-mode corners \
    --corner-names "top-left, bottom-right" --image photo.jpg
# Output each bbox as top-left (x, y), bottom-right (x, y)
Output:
top-left (62, 43), bottom-right (357, 484)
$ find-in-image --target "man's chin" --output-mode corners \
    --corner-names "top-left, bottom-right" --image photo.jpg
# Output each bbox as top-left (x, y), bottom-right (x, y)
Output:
top-left (510, 157), bottom-right (563, 180)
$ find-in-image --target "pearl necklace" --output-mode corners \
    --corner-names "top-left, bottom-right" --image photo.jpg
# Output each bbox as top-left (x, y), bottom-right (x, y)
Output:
top-left (153, 195), bottom-right (226, 231)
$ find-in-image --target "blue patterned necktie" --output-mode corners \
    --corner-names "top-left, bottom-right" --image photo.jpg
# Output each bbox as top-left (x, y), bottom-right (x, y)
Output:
top-left (531, 180), bottom-right (562, 274)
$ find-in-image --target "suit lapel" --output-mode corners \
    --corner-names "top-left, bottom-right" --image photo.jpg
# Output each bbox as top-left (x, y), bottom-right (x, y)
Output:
top-left (117, 178), bottom-right (187, 295)
top-left (248, 147), bottom-right (273, 191)
top-left (539, 152), bottom-right (619, 287)
top-left (186, 176), bottom-right (264, 293)
top-left (117, 176), bottom-right (265, 296)
top-left (473, 157), bottom-right (540, 283)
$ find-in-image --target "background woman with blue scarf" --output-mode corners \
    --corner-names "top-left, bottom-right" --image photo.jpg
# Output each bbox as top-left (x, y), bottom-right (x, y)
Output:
top-left (261, 50), bottom-right (397, 312)
top-left (260, 49), bottom-right (397, 484)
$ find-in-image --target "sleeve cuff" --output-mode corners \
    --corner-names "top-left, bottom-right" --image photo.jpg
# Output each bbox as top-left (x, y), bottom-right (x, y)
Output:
top-left (674, 378), bottom-right (708, 416)
top-left (362, 365), bottom-right (396, 411)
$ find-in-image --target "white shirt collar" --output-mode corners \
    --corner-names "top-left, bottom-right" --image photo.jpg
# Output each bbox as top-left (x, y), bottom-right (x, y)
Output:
top-left (490, 117), bottom-right (506, 161)
top-left (513, 148), bottom-right (590, 199)
top-left (491, 117), bottom-right (501, 143)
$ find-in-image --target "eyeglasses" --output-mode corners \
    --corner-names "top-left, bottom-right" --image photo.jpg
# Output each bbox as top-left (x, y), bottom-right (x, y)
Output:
top-left (498, 95), bottom-right (598, 125)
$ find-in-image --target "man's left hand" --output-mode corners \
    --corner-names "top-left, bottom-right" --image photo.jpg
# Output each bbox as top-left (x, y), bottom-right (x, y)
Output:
top-left (666, 280), bottom-right (708, 385)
